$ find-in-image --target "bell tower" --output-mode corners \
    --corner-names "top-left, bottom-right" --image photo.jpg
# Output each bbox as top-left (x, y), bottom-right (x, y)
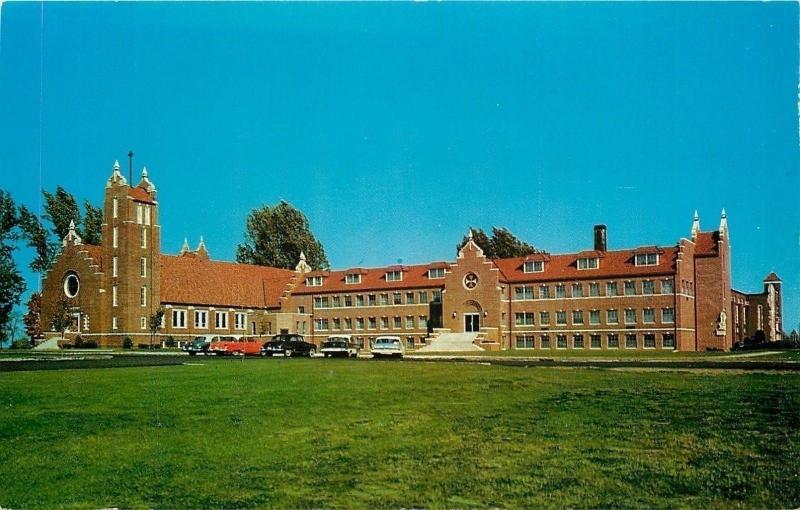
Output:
top-left (102, 159), bottom-right (161, 343)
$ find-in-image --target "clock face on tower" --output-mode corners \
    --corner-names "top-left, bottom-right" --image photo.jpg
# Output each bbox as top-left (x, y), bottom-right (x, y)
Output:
top-left (463, 272), bottom-right (479, 289)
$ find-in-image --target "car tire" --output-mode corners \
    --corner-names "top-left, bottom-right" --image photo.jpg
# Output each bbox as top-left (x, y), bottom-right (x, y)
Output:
top-left (284, 349), bottom-right (293, 357)
top-left (308, 348), bottom-right (316, 358)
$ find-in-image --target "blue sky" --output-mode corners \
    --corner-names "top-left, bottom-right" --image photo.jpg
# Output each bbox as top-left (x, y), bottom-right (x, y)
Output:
top-left (1, 2), bottom-right (798, 330)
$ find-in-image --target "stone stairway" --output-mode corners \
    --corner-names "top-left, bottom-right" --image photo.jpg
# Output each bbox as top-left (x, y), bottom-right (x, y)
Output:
top-left (417, 332), bottom-right (484, 352)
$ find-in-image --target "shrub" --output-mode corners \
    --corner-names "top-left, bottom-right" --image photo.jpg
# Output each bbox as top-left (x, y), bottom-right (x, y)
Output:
top-left (74, 335), bottom-right (84, 348)
top-left (10, 339), bottom-right (31, 349)
top-left (165, 336), bottom-right (177, 348)
top-left (83, 340), bottom-right (98, 349)
top-left (122, 337), bottom-right (133, 349)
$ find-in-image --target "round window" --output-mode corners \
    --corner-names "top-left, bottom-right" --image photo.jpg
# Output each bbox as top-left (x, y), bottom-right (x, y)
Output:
top-left (63, 273), bottom-right (80, 298)
top-left (463, 272), bottom-right (479, 289)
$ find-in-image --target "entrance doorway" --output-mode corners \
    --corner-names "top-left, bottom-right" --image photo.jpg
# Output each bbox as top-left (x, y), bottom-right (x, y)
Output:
top-left (464, 313), bottom-right (480, 332)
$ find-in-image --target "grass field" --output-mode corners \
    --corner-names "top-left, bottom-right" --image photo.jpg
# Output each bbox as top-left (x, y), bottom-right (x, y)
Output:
top-left (1, 359), bottom-right (799, 509)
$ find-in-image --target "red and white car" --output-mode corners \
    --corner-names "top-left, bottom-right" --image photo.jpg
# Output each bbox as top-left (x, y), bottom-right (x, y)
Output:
top-left (208, 336), bottom-right (262, 356)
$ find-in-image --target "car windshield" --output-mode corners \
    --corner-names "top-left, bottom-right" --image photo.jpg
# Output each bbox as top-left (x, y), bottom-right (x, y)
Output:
top-left (375, 339), bottom-right (399, 346)
top-left (324, 341), bottom-right (347, 348)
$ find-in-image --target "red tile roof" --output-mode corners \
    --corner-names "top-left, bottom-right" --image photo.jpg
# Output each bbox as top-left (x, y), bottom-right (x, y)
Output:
top-left (493, 246), bottom-right (678, 283)
top-left (128, 186), bottom-right (155, 204)
top-left (159, 255), bottom-right (293, 308)
top-left (293, 263), bottom-right (446, 295)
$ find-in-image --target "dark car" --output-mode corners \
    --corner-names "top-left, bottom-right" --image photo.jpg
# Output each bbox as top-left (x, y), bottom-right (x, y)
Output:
top-left (182, 335), bottom-right (216, 356)
top-left (261, 334), bottom-right (317, 357)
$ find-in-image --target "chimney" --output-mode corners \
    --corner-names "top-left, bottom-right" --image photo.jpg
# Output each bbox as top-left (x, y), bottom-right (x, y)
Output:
top-left (594, 224), bottom-right (607, 252)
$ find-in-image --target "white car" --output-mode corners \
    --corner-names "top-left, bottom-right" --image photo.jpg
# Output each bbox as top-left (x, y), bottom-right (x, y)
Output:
top-left (371, 336), bottom-right (404, 358)
top-left (321, 335), bottom-right (360, 358)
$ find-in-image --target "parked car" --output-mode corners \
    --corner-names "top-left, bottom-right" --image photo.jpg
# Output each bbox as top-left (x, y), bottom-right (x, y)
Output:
top-left (208, 335), bottom-right (262, 356)
top-left (371, 335), bottom-right (404, 358)
top-left (261, 334), bottom-right (317, 357)
top-left (182, 335), bottom-right (217, 356)
top-left (321, 335), bottom-right (360, 358)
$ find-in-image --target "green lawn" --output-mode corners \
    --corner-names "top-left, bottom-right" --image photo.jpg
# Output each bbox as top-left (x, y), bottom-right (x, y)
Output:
top-left (411, 348), bottom-right (800, 360)
top-left (1, 359), bottom-right (799, 509)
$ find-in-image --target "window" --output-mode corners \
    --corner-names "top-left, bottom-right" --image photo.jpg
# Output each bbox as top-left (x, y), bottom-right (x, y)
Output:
top-left (112, 317), bottom-right (118, 330)
top-left (557, 334), bottom-right (567, 349)
top-left (345, 318), bottom-right (353, 330)
top-left (315, 318), bottom-right (329, 331)
top-left (577, 257), bottom-right (599, 270)
top-left (573, 334), bottom-right (584, 349)
top-left (556, 311), bottom-right (567, 325)
top-left (523, 260), bottom-right (544, 273)
top-left (215, 311), bottom-right (228, 329)
top-left (112, 227), bottom-right (118, 248)
top-left (643, 308), bottom-right (655, 324)
top-left (140, 257), bottom-right (147, 277)
top-left (589, 310), bottom-right (600, 325)
top-left (625, 333), bottom-right (637, 349)
top-left (345, 295), bottom-right (354, 307)
top-left (607, 309), bottom-right (618, 324)
top-left (635, 253), bottom-right (659, 266)
top-left (386, 271), bottom-right (403, 282)
top-left (643, 280), bottom-right (655, 295)
top-left (332, 296), bottom-right (341, 307)
top-left (314, 297), bottom-right (329, 309)
top-left (539, 311), bottom-right (550, 325)
top-left (572, 310), bottom-right (584, 325)
top-left (172, 310), bottom-right (187, 329)
top-left (662, 333), bottom-right (676, 349)
top-left (406, 292), bottom-right (415, 304)
top-left (540, 335), bottom-right (551, 348)
top-left (112, 285), bottom-right (118, 307)
top-left (662, 279), bottom-right (674, 294)
top-left (380, 317), bottom-right (389, 329)
top-left (418, 291), bottom-right (428, 303)
top-left (572, 283), bottom-right (583, 298)
top-left (406, 337), bottom-right (415, 349)
top-left (515, 286), bottom-right (533, 300)
top-left (539, 286), bottom-right (550, 299)
top-left (663, 308), bottom-right (675, 324)
top-left (332, 318), bottom-right (341, 330)
top-left (235, 312), bottom-right (246, 330)
top-left (515, 312), bottom-right (534, 326)
top-left (516, 335), bottom-right (535, 348)
top-left (356, 317), bottom-right (365, 330)
top-left (112, 197), bottom-right (118, 218)
top-left (624, 281), bottom-right (636, 295)
top-left (391, 316), bottom-right (401, 329)
top-left (136, 204), bottom-right (143, 224)
top-left (644, 333), bottom-right (656, 348)
top-left (306, 276), bottom-right (323, 287)
top-left (368, 317), bottom-right (377, 330)
top-left (368, 294), bottom-right (376, 306)
top-left (112, 257), bottom-right (118, 278)
top-left (144, 205), bottom-right (151, 226)
top-left (140, 317), bottom-right (147, 330)
top-left (432, 290), bottom-right (442, 302)
top-left (393, 293), bottom-right (402, 305)
top-left (625, 309), bottom-right (636, 325)
top-left (406, 316), bottom-right (414, 329)
top-left (380, 293), bottom-right (389, 305)
top-left (298, 306), bottom-right (305, 314)
top-left (590, 334), bottom-right (601, 349)
top-left (428, 268), bottom-right (445, 279)
top-left (555, 284), bottom-right (566, 299)
top-left (345, 274), bottom-right (361, 284)
top-left (141, 228), bottom-right (147, 248)
top-left (356, 295), bottom-right (365, 307)
top-left (139, 286), bottom-right (146, 307)
top-left (607, 333), bottom-right (619, 348)
top-left (194, 310), bottom-right (208, 328)
top-left (419, 316), bottom-right (428, 328)
top-left (589, 283), bottom-right (600, 297)
top-left (606, 281), bottom-right (618, 296)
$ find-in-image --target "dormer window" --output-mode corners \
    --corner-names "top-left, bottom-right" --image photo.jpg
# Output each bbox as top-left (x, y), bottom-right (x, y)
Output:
top-left (577, 257), bottom-right (599, 270)
top-left (306, 276), bottom-right (323, 287)
top-left (345, 273), bottom-right (362, 284)
top-left (523, 260), bottom-right (544, 273)
top-left (428, 268), bottom-right (445, 279)
top-left (635, 253), bottom-right (659, 266)
top-left (386, 270), bottom-right (403, 282)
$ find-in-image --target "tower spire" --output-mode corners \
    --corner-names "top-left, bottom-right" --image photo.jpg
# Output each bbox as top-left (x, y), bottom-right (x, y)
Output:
top-left (691, 210), bottom-right (700, 240)
top-left (719, 208), bottom-right (728, 238)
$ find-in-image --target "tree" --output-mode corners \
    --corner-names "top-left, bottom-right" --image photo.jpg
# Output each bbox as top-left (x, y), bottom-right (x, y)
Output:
top-left (0, 250), bottom-right (26, 347)
top-left (457, 227), bottom-right (540, 259)
top-left (149, 308), bottom-right (165, 348)
top-left (43, 186), bottom-right (80, 240)
top-left (81, 200), bottom-right (103, 245)
top-left (50, 296), bottom-right (73, 340)
top-left (236, 201), bottom-right (329, 270)
top-left (0, 190), bottom-right (18, 248)
top-left (23, 292), bottom-right (42, 341)
top-left (18, 205), bottom-right (57, 273)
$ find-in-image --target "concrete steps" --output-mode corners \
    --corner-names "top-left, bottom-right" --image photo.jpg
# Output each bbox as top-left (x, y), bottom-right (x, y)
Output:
top-left (418, 332), bottom-right (484, 352)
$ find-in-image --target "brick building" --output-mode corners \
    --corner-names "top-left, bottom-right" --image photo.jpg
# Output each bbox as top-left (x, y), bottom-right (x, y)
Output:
top-left (41, 163), bottom-right (783, 351)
